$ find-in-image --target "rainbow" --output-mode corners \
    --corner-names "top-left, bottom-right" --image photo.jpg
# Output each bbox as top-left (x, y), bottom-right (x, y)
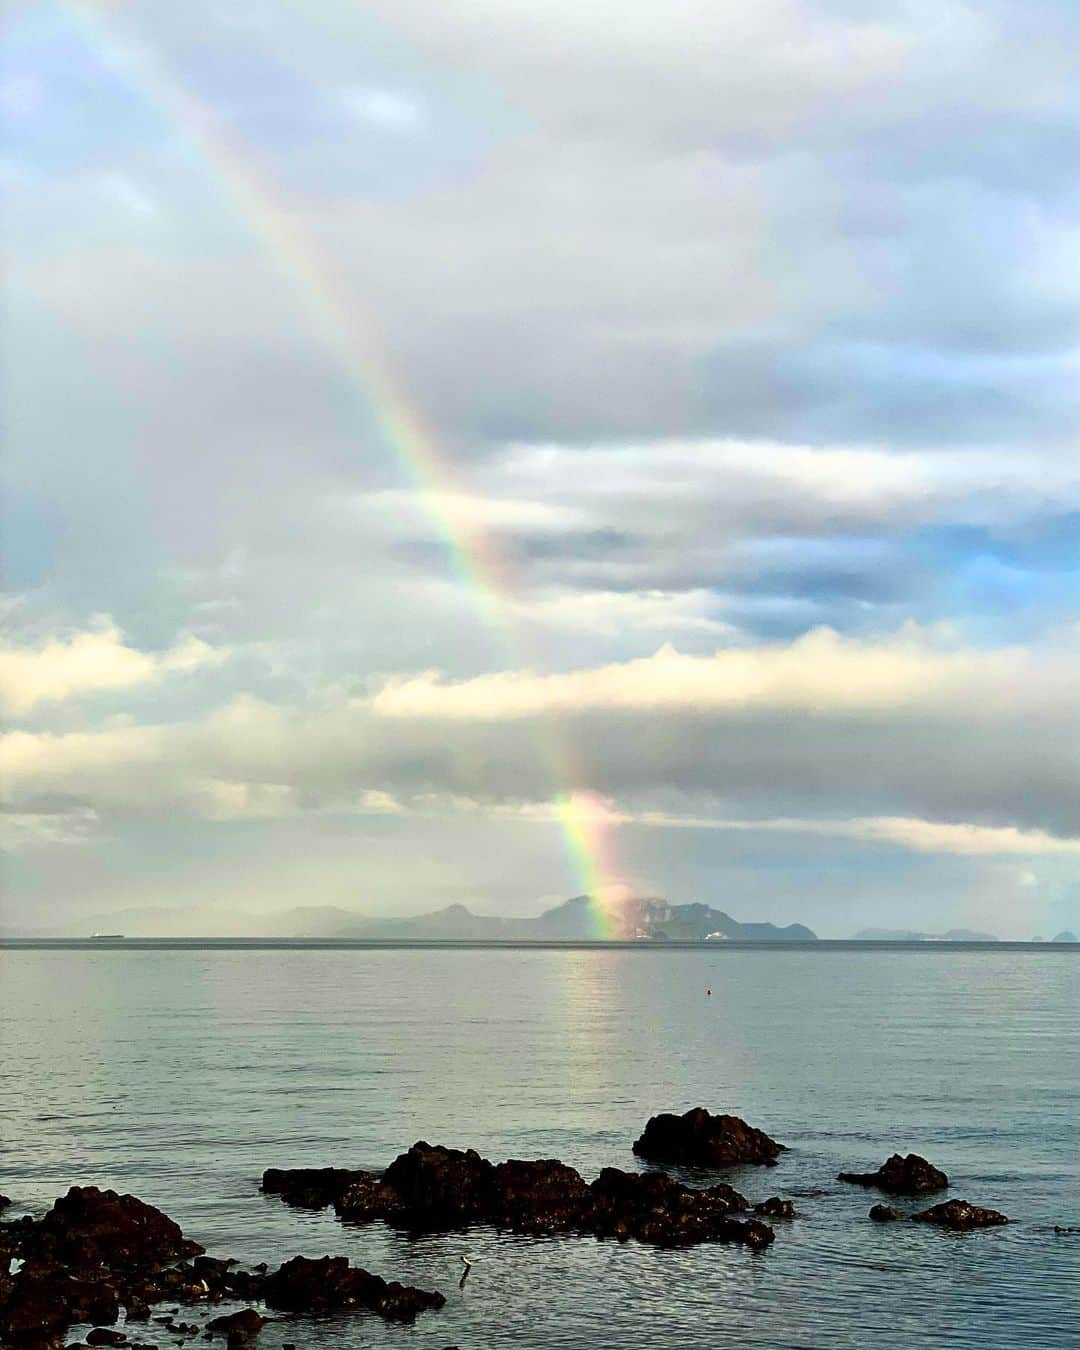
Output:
top-left (46, 0), bottom-right (637, 923)
top-left (52, 0), bottom-right (512, 651)
top-left (554, 791), bottom-right (634, 940)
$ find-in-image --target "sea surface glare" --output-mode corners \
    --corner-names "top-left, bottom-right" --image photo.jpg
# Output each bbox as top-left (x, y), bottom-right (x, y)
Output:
top-left (2, 946), bottom-right (1078, 1347)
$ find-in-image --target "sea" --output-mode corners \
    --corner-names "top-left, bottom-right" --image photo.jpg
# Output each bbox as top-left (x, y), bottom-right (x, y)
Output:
top-left (1, 943), bottom-right (1078, 1348)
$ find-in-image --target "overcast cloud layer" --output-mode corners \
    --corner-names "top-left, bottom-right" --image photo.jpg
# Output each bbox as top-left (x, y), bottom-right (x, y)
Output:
top-left (2, 0), bottom-right (1079, 936)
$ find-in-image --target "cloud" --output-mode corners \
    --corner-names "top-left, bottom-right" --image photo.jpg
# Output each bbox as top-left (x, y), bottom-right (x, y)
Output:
top-left (339, 87), bottom-right (427, 132)
top-left (0, 806), bottom-right (100, 852)
top-left (622, 810), bottom-right (1080, 858)
top-left (3, 623), bottom-right (1078, 835)
top-left (371, 626), bottom-right (1025, 719)
top-left (0, 622), bottom-right (225, 717)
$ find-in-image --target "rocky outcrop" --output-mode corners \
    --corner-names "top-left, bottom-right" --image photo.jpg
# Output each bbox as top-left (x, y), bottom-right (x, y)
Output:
top-left (587, 1169), bottom-right (771, 1248)
top-left (0, 1186), bottom-right (445, 1347)
top-left (838, 1154), bottom-right (947, 1195)
top-left (911, 1199), bottom-right (1009, 1230)
top-left (262, 1255), bottom-right (445, 1320)
top-left (632, 1109), bottom-right (785, 1167)
top-left (869, 1204), bottom-right (902, 1222)
top-left (15, 1186), bottom-right (203, 1271)
top-left (284, 1141), bottom-right (775, 1250)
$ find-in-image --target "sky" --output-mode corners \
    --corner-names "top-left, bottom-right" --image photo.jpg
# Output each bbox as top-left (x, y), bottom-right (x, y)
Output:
top-left (2, 0), bottom-right (1079, 938)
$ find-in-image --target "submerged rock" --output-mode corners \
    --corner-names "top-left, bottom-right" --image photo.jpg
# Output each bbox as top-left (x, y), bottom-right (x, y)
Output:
top-left (869, 1204), bottom-right (902, 1222)
top-left (325, 1141), bottom-right (772, 1250)
top-left (911, 1199), bottom-right (1009, 1230)
top-left (838, 1154), bottom-right (948, 1195)
top-left (260, 1167), bottom-right (364, 1210)
top-left (632, 1109), bottom-right (785, 1168)
top-left (206, 1307), bottom-right (265, 1340)
top-left (262, 1255), bottom-right (445, 1322)
top-left (753, 1197), bottom-right (795, 1218)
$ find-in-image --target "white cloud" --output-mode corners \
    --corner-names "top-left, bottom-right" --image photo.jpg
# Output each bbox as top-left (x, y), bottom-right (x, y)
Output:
top-left (370, 625), bottom-right (1026, 719)
top-left (0, 623), bottom-right (225, 717)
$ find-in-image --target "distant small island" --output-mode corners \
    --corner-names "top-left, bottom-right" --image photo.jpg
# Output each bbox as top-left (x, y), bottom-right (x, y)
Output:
top-left (852, 927), bottom-right (1000, 943)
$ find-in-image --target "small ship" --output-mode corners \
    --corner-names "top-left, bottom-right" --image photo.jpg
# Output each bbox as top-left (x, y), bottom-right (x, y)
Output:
top-left (89, 933), bottom-right (126, 941)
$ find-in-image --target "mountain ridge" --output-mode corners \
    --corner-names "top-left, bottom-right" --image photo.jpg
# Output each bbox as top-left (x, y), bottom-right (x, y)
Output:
top-left (6, 896), bottom-right (818, 942)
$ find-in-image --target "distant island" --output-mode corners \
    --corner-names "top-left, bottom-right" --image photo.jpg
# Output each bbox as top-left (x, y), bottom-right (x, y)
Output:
top-left (852, 927), bottom-right (1000, 942)
top-left (14, 901), bottom-right (1078, 945)
top-left (267, 896), bottom-right (819, 943)
top-left (2, 896), bottom-right (818, 943)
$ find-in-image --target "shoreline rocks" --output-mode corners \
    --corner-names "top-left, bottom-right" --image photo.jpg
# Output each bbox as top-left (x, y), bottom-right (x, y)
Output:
top-left (267, 1141), bottom-right (775, 1250)
top-left (838, 1154), bottom-right (948, 1195)
top-left (0, 1186), bottom-right (446, 1347)
top-left (911, 1199), bottom-right (1009, 1230)
top-left (632, 1109), bottom-right (786, 1168)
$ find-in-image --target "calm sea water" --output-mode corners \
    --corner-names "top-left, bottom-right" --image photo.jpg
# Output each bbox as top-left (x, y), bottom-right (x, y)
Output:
top-left (1, 946), bottom-right (1078, 1348)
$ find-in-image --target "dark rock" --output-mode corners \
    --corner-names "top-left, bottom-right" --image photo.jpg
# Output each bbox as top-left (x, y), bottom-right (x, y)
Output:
top-left (206, 1308), bottom-right (264, 1340)
top-left (589, 1168), bottom-right (771, 1249)
top-left (491, 1158), bottom-right (594, 1232)
top-left (869, 1204), bottom-right (902, 1222)
top-left (25, 1188), bottom-right (204, 1271)
top-left (0, 1184), bottom-right (429, 1345)
top-left (753, 1197), bottom-right (795, 1218)
top-left (911, 1199), bottom-right (1009, 1230)
top-left (260, 1168), bottom-right (365, 1210)
top-left (632, 1109), bottom-right (785, 1167)
top-left (262, 1255), bottom-right (445, 1322)
top-left (837, 1154), bottom-right (948, 1195)
top-left (0, 1194), bottom-right (11, 1211)
top-left (192, 1256), bottom-right (235, 1281)
top-left (382, 1143), bottom-right (497, 1224)
top-left (0, 1264), bottom-right (121, 1346)
top-left (330, 1143), bottom-right (769, 1250)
